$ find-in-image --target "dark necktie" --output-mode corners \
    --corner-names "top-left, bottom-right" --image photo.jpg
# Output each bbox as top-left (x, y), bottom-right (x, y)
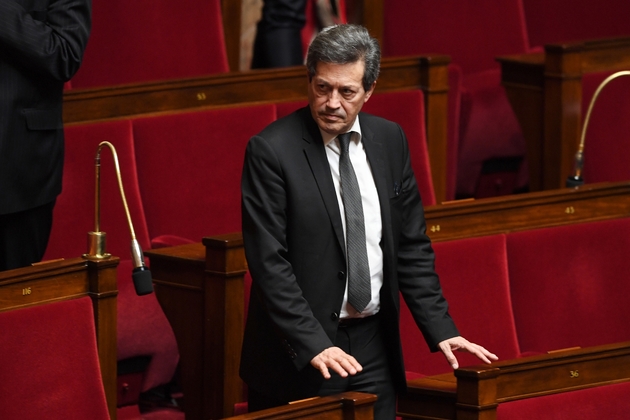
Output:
top-left (338, 132), bottom-right (371, 313)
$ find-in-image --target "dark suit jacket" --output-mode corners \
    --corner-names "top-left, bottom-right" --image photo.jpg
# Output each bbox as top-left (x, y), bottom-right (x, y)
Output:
top-left (240, 107), bottom-right (459, 402)
top-left (0, 0), bottom-right (91, 215)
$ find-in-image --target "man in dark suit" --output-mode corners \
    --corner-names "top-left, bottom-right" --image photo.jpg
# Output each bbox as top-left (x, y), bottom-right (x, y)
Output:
top-left (240, 24), bottom-right (497, 419)
top-left (0, 0), bottom-right (91, 271)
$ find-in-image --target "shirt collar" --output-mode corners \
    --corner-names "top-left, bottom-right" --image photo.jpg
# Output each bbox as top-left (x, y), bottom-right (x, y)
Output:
top-left (320, 116), bottom-right (363, 147)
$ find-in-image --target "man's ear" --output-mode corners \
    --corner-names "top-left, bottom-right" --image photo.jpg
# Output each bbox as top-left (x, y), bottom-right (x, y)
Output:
top-left (364, 81), bottom-right (377, 103)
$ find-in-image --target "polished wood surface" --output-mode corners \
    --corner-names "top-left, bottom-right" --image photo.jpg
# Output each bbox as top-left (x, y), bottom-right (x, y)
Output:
top-left (146, 233), bottom-right (247, 420)
top-left (62, 55), bottom-right (446, 123)
top-left (425, 180), bottom-right (630, 242)
top-left (225, 392), bottom-right (376, 420)
top-left (0, 257), bottom-right (119, 419)
top-left (498, 37), bottom-right (630, 191)
top-left (398, 342), bottom-right (630, 420)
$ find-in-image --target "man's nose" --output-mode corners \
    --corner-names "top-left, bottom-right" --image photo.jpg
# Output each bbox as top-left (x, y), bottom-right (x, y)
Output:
top-left (326, 90), bottom-right (341, 108)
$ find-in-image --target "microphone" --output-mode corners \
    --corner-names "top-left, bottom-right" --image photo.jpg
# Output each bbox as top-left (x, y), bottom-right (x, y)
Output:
top-left (566, 70), bottom-right (630, 187)
top-left (84, 141), bottom-right (154, 296)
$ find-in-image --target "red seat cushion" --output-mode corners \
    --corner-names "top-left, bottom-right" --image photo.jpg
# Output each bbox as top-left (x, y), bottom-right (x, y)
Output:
top-left (457, 70), bottom-right (528, 198)
top-left (497, 381), bottom-right (630, 420)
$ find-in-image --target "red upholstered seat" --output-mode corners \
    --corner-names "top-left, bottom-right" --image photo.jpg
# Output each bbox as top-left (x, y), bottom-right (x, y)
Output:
top-left (580, 70), bottom-right (630, 184)
top-left (70, 0), bottom-right (228, 88)
top-left (383, 0), bottom-right (531, 198)
top-left (274, 90), bottom-right (437, 205)
top-left (0, 297), bottom-right (109, 420)
top-left (45, 121), bottom-right (180, 416)
top-left (362, 90), bottom-right (435, 205)
top-left (496, 381), bottom-right (630, 420)
top-left (132, 105), bottom-right (277, 246)
top-left (506, 218), bottom-right (630, 354)
top-left (274, 100), bottom-right (308, 119)
top-left (401, 234), bottom-right (520, 377)
top-left (522, 0), bottom-right (630, 48)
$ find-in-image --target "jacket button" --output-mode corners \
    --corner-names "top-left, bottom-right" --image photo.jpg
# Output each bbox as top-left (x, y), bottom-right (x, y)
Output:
top-left (337, 271), bottom-right (345, 280)
top-left (331, 312), bottom-right (339, 321)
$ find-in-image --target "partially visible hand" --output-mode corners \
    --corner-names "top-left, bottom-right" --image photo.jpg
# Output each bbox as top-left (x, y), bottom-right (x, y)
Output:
top-left (438, 336), bottom-right (498, 369)
top-left (310, 347), bottom-right (363, 379)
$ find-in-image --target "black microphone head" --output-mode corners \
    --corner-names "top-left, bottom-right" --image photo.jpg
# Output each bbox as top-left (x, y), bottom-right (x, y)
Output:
top-left (566, 175), bottom-right (584, 188)
top-left (132, 266), bottom-right (154, 296)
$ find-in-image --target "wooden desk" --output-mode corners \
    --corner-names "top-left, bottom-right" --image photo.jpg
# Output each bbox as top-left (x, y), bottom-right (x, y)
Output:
top-left (225, 392), bottom-right (376, 420)
top-left (0, 257), bottom-right (119, 419)
top-left (145, 235), bottom-right (247, 420)
top-left (397, 342), bottom-right (630, 420)
top-left (498, 37), bottom-right (630, 192)
top-left (425, 180), bottom-right (630, 242)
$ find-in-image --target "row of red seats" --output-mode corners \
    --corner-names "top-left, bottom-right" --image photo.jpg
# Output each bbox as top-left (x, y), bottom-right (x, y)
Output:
top-left (399, 217), bottom-right (630, 418)
top-left (401, 217), bottom-right (630, 378)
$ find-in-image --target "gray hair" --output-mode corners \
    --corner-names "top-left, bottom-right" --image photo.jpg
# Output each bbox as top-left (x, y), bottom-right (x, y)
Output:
top-left (306, 24), bottom-right (381, 93)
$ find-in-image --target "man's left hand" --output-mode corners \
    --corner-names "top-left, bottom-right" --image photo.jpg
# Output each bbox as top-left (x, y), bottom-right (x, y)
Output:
top-left (437, 336), bottom-right (498, 369)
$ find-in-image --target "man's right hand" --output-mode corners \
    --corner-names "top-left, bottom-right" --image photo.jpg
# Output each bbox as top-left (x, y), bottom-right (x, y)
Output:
top-left (310, 346), bottom-right (363, 379)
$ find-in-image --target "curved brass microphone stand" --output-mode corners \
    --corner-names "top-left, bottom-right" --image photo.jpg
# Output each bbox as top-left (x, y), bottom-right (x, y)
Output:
top-left (567, 70), bottom-right (630, 187)
top-left (83, 141), bottom-right (153, 295)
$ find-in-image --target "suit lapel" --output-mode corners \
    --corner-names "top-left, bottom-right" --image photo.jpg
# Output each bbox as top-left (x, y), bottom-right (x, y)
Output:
top-left (300, 109), bottom-right (346, 255)
top-left (361, 117), bottom-right (395, 271)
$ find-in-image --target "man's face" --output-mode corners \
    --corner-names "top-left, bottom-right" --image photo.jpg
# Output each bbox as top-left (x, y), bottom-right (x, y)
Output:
top-left (308, 60), bottom-right (376, 135)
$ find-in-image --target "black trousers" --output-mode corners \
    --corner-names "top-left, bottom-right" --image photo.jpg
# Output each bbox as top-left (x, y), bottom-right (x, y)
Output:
top-left (0, 201), bottom-right (55, 272)
top-left (248, 314), bottom-right (397, 420)
top-left (251, 0), bottom-right (308, 69)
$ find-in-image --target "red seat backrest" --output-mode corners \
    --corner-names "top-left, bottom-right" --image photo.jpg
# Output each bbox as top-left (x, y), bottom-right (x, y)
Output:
top-left (383, 0), bottom-right (530, 75)
top-left (132, 105), bottom-right (277, 245)
top-left (522, 0), bottom-right (630, 48)
top-left (71, 0), bottom-right (228, 88)
top-left (362, 90), bottom-right (436, 205)
top-left (401, 234), bottom-right (520, 377)
top-left (0, 297), bottom-right (109, 420)
top-left (506, 218), bottom-right (630, 354)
